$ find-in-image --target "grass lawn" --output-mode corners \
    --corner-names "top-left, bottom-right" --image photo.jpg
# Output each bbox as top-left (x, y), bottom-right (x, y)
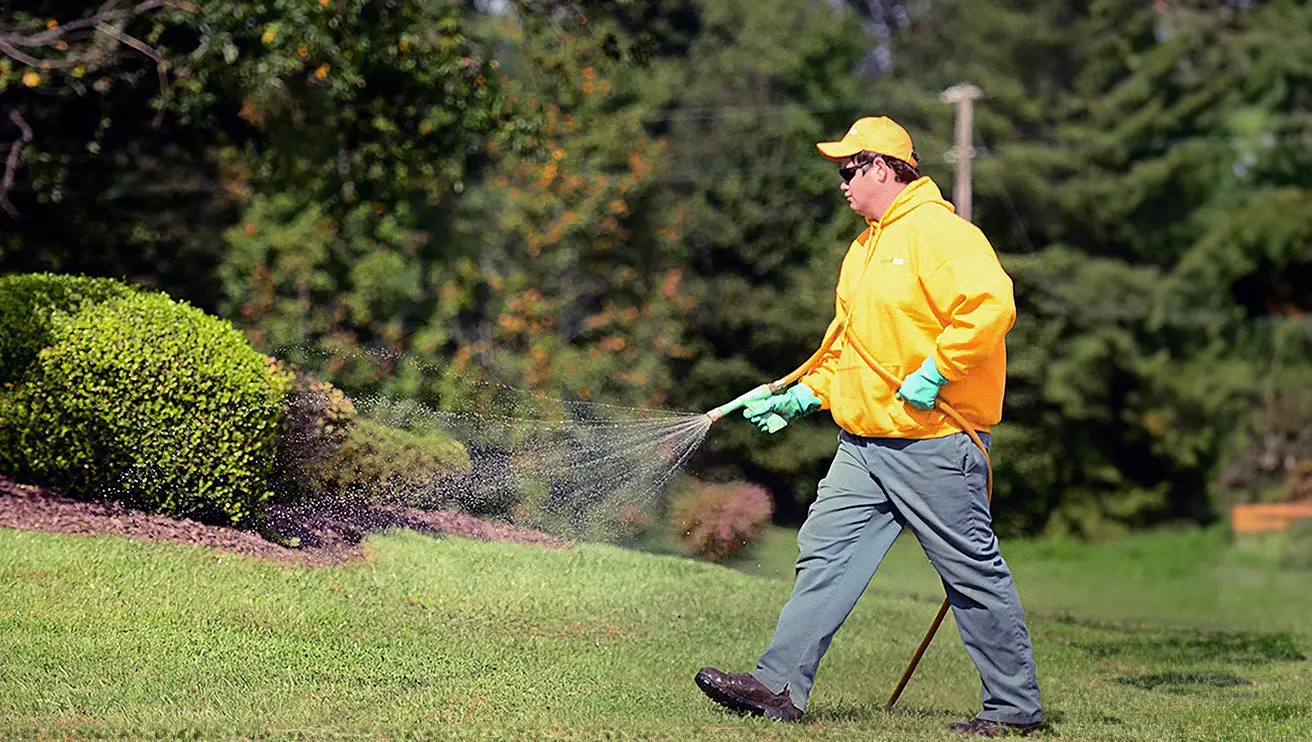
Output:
top-left (2, 523), bottom-right (1310, 741)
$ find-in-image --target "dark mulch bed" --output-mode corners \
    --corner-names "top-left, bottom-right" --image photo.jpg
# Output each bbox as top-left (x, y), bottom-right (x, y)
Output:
top-left (0, 474), bottom-right (567, 566)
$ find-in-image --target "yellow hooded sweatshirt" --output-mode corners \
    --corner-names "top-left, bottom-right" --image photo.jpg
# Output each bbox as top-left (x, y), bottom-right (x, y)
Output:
top-left (799, 177), bottom-right (1015, 439)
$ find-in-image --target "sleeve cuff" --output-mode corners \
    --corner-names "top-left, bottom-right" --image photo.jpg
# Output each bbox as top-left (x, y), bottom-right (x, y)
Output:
top-left (797, 376), bottom-right (830, 410)
top-left (925, 355), bottom-right (951, 385)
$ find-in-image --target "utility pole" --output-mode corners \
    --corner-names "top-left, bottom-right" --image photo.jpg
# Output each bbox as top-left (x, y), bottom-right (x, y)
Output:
top-left (940, 83), bottom-right (983, 222)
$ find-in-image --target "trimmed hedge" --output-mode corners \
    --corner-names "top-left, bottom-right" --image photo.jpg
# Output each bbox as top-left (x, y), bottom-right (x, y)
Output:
top-left (0, 273), bottom-right (132, 383)
top-left (0, 289), bottom-right (292, 524)
top-left (301, 418), bottom-right (470, 508)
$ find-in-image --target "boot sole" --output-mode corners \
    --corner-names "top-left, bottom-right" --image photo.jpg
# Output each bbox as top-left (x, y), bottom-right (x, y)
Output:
top-left (694, 670), bottom-right (801, 723)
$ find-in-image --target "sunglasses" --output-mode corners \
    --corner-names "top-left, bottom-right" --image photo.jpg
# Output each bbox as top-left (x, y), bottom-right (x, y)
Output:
top-left (839, 162), bottom-right (870, 183)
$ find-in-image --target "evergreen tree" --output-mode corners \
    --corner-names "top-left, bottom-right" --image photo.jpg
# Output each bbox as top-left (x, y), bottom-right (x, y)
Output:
top-left (871, 0), bottom-right (1312, 536)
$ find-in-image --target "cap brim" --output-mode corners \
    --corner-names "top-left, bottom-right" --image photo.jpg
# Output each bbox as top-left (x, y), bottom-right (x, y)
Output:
top-left (817, 140), bottom-right (861, 161)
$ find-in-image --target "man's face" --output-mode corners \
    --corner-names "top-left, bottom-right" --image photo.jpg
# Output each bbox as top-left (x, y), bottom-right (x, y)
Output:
top-left (839, 154), bottom-right (889, 220)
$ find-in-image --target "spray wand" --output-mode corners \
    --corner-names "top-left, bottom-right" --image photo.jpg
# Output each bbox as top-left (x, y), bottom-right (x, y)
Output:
top-left (702, 317), bottom-right (846, 432)
top-left (703, 380), bottom-right (790, 432)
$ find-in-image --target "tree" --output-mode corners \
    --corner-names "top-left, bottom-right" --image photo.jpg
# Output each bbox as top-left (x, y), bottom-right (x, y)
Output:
top-left (3, 0), bottom-right (512, 313)
top-left (448, 9), bottom-right (693, 410)
top-left (1, 0), bottom-right (179, 215)
top-left (616, 0), bottom-right (881, 518)
top-left (868, 0), bottom-right (1312, 536)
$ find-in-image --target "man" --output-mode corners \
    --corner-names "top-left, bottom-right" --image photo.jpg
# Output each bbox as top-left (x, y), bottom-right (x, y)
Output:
top-left (694, 116), bottom-right (1044, 738)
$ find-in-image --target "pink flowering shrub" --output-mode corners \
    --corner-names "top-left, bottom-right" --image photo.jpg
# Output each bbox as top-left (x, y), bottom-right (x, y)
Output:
top-left (671, 480), bottom-right (773, 562)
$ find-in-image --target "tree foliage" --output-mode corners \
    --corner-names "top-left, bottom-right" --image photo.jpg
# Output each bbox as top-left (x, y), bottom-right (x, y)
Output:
top-left (863, 0), bottom-right (1312, 536)
top-left (2, 0), bottom-right (513, 310)
top-left (4, 0), bottom-right (1312, 538)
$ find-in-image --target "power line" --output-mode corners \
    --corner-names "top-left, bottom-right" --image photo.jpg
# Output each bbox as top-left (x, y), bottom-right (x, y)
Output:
top-left (628, 100), bottom-right (1311, 153)
top-left (635, 95), bottom-right (943, 124)
top-left (501, 126), bottom-right (1307, 185)
top-left (973, 126), bottom-right (1039, 254)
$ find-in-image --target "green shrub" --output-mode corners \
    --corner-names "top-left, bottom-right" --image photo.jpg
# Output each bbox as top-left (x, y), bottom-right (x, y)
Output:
top-left (270, 368), bottom-right (358, 503)
top-left (0, 273), bottom-right (132, 383)
top-left (671, 480), bottom-right (774, 562)
top-left (0, 291), bottom-right (292, 524)
top-left (301, 418), bottom-right (470, 508)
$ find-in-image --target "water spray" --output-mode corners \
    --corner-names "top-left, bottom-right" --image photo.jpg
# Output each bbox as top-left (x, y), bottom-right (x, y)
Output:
top-left (270, 343), bottom-right (720, 544)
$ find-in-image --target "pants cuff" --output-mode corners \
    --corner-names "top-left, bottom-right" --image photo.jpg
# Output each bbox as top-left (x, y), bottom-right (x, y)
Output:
top-left (749, 671), bottom-right (807, 712)
top-left (977, 711), bottom-right (1044, 725)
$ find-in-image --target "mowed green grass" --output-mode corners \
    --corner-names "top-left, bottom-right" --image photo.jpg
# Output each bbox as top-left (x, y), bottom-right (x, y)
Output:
top-left (1, 523), bottom-right (1310, 741)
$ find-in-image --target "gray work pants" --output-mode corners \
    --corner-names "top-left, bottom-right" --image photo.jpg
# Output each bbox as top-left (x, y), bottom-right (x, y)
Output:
top-left (752, 431), bottom-right (1043, 725)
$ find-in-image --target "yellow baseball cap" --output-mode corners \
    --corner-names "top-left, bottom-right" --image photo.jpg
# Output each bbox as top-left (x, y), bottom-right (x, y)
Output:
top-left (817, 116), bottom-right (918, 166)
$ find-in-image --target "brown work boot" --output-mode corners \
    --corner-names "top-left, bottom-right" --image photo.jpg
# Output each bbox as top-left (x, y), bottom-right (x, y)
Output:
top-left (949, 718), bottom-right (1044, 737)
top-left (694, 667), bottom-right (803, 722)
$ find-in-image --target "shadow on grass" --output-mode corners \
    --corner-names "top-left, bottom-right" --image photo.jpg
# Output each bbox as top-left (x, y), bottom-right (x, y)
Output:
top-left (1116, 671), bottom-right (1252, 692)
top-left (805, 703), bottom-right (1067, 727)
top-left (1051, 616), bottom-right (1307, 665)
top-left (1079, 631), bottom-right (1305, 665)
top-left (804, 704), bottom-right (958, 724)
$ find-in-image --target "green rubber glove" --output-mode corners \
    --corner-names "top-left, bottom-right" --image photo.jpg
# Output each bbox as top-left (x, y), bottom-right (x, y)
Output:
top-left (743, 384), bottom-right (822, 433)
top-left (896, 356), bottom-right (949, 410)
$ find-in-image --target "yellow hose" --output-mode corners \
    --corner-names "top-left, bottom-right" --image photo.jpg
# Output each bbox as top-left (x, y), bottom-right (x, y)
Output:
top-left (772, 314), bottom-right (993, 709)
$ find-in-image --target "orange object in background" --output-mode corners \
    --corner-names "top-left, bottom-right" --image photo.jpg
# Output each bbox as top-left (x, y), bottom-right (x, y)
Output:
top-left (1231, 503), bottom-right (1312, 534)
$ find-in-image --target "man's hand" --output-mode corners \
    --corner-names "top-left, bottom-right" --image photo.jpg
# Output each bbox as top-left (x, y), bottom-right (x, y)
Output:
top-left (742, 384), bottom-right (822, 433)
top-left (896, 357), bottom-right (948, 410)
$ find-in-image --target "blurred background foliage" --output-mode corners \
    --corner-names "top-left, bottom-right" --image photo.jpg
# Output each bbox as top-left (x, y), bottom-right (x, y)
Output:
top-left (4, 0), bottom-right (1312, 539)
